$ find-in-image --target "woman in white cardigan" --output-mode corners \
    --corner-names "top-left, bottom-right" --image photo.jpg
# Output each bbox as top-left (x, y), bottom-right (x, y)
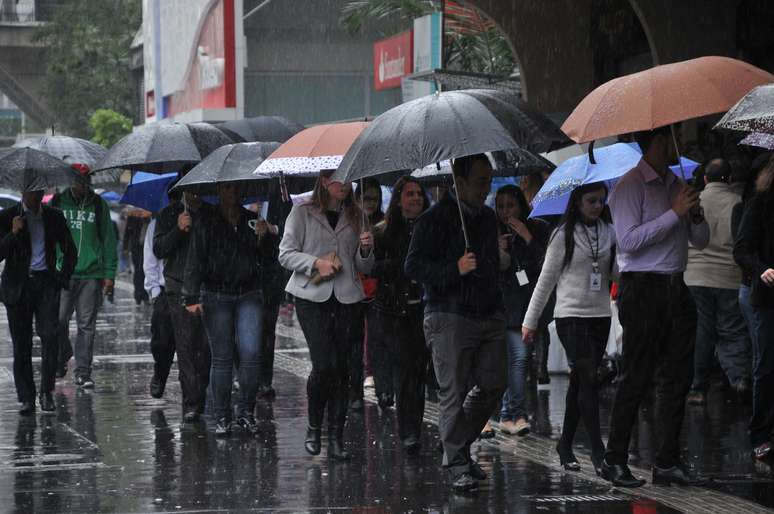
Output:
top-left (279, 170), bottom-right (374, 460)
top-left (522, 181), bottom-right (616, 475)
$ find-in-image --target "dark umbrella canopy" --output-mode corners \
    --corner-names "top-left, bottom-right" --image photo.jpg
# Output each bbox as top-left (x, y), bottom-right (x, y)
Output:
top-left (331, 89), bottom-right (571, 183)
top-left (93, 121), bottom-right (235, 173)
top-left (0, 147), bottom-right (78, 192)
top-left (219, 116), bottom-right (305, 143)
top-left (715, 84), bottom-right (774, 134)
top-left (171, 142), bottom-right (282, 196)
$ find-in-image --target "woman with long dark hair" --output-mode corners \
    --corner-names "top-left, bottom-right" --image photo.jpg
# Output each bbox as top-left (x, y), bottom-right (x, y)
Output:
top-left (495, 185), bottom-right (550, 437)
top-left (349, 177), bottom-right (383, 409)
top-left (279, 170), bottom-right (374, 460)
top-left (369, 177), bottom-right (431, 453)
top-left (734, 156), bottom-right (774, 460)
top-left (522, 181), bottom-right (615, 473)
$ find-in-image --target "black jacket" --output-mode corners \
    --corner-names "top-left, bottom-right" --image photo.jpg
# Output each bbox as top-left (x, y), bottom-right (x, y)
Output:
top-left (371, 217), bottom-right (424, 316)
top-left (0, 203), bottom-right (77, 305)
top-left (183, 206), bottom-right (276, 304)
top-left (405, 193), bottom-right (502, 318)
top-left (153, 200), bottom-right (212, 295)
top-left (734, 193), bottom-right (774, 308)
top-left (500, 218), bottom-right (550, 328)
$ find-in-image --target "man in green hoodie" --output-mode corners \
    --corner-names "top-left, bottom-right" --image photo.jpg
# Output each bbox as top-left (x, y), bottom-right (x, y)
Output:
top-left (51, 165), bottom-right (117, 388)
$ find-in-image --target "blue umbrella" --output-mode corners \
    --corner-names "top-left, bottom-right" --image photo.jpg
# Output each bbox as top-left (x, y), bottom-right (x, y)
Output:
top-left (120, 172), bottom-right (178, 213)
top-left (529, 143), bottom-right (699, 218)
top-left (101, 191), bottom-right (121, 203)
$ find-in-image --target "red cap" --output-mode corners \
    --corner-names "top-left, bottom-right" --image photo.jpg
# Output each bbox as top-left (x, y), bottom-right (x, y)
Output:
top-left (71, 163), bottom-right (91, 175)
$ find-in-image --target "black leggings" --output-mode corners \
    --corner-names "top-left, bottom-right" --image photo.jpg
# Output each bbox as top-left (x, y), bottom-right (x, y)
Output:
top-left (295, 297), bottom-right (363, 435)
top-left (555, 317), bottom-right (611, 459)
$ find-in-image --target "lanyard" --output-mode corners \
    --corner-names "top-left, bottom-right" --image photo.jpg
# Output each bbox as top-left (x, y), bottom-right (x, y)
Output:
top-left (581, 221), bottom-right (600, 272)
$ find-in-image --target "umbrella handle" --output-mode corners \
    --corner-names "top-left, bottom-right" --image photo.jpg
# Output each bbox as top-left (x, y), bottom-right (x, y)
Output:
top-left (450, 166), bottom-right (471, 251)
top-left (670, 125), bottom-right (687, 182)
top-left (588, 140), bottom-right (596, 165)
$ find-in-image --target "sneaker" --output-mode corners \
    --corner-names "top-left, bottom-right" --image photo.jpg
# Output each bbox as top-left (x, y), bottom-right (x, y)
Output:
top-left (363, 376), bottom-right (375, 389)
top-left (215, 417), bottom-right (231, 437)
top-left (686, 389), bottom-right (705, 405)
top-left (75, 375), bottom-right (95, 389)
top-left (237, 415), bottom-right (259, 435)
top-left (513, 418), bottom-right (531, 436)
top-left (499, 420), bottom-right (520, 435)
top-left (753, 442), bottom-right (772, 461)
top-left (450, 472), bottom-right (478, 492)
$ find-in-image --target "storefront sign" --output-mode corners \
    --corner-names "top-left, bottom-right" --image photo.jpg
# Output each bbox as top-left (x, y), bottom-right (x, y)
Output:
top-left (413, 12), bottom-right (442, 74)
top-left (373, 31), bottom-right (412, 91)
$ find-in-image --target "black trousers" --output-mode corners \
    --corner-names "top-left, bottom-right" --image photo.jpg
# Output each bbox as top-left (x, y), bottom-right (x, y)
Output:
top-left (259, 302), bottom-right (280, 388)
top-left (555, 316), bottom-right (611, 459)
top-left (348, 301), bottom-right (370, 402)
top-left (5, 272), bottom-right (61, 402)
top-left (375, 306), bottom-right (429, 440)
top-left (131, 244), bottom-right (148, 304)
top-left (295, 297), bottom-right (362, 435)
top-left (150, 293), bottom-right (176, 385)
top-left (605, 273), bottom-right (696, 468)
top-left (167, 293), bottom-right (211, 413)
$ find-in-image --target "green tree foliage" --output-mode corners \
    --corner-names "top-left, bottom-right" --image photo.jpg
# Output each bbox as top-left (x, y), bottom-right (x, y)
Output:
top-left (34, 0), bottom-right (141, 137)
top-left (89, 108), bottom-right (132, 148)
top-left (340, 0), bottom-right (516, 76)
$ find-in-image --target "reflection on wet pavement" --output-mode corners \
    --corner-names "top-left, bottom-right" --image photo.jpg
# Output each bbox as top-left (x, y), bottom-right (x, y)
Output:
top-left (0, 283), bottom-right (770, 513)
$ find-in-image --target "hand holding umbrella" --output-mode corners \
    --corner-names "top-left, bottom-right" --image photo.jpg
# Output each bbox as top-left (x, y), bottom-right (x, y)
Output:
top-left (359, 230), bottom-right (373, 256)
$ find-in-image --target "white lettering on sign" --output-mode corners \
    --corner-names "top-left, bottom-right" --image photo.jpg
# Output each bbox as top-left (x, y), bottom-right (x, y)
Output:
top-left (198, 45), bottom-right (224, 90)
top-left (379, 49), bottom-right (406, 84)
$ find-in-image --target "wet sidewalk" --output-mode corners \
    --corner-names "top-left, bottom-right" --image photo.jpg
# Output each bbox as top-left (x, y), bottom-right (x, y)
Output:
top-left (0, 281), bottom-right (771, 513)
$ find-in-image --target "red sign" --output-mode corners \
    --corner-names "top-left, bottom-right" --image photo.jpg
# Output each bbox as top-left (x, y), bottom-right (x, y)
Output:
top-left (373, 31), bottom-right (413, 91)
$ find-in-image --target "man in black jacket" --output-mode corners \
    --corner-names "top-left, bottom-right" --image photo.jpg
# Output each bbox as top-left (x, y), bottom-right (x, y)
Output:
top-left (405, 154), bottom-right (507, 492)
top-left (0, 190), bottom-right (76, 414)
top-left (153, 190), bottom-right (211, 422)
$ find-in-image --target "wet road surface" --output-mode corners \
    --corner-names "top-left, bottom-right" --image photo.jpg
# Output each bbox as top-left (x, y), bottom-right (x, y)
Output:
top-left (0, 279), bottom-right (771, 513)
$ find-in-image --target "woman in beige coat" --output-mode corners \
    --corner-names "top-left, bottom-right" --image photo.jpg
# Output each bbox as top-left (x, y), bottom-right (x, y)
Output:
top-left (279, 170), bottom-right (374, 460)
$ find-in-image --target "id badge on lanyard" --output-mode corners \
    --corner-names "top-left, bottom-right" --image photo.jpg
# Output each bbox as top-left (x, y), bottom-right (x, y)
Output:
top-left (589, 261), bottom-right (601, 292)
top-left (516, 269), bottom-right (529, 286)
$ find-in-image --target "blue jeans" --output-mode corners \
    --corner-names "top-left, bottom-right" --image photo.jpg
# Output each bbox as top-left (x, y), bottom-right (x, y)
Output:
top-left (689, 286), bottom-right (751, 390)
top-left (739, 285), bottom-right (760, 350)
top-left (751, 306), bottom-right (774, 446)
top-left (500, 329), bottom-right (529, 421)
top-left (201, 290), bottom-right (263, 420)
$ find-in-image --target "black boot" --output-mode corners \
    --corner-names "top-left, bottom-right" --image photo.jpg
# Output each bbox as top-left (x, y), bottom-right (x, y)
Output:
top-left (328, 428), bottom-right (350, 461)
top-left (304, 426), bottom-right (321, 455)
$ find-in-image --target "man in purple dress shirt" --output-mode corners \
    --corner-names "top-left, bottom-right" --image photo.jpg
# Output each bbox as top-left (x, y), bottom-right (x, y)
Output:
top-left (601, 126), bottom-right (710, 488)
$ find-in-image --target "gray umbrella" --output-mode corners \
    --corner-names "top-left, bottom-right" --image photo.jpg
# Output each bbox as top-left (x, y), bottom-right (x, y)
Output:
top-left (170, 142), bottom-right (283, 196)
top-left (14, 135), bottom-right (124, 186)
top-left (331, 89), bottom-right (571, 183)
top-left (92, 121), bottom-right (235, 174)
top-left (739, 132), bottom-right (774, 150)
top-left (715, 83), bottom-right (774, 134)
top-left (218, 116), bottom-right (305, 143)
top-left (0, 147), bottom-right (78, 192)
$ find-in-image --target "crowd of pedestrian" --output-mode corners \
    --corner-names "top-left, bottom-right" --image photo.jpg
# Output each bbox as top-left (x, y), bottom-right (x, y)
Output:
top-left (0, 132), bottom-right (772, 494)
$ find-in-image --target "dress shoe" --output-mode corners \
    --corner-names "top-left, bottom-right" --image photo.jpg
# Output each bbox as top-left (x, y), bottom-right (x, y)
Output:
top-left (600, 460), bottom-right (646, 487)
top-left (450, 472), bottom-right (478, 492)
top-left (39, 393), bottom-right (55, 412)
top-left (19, 401), bottom-right (35, 416)
top-left (403, 435), bottom-right (421, 455)
top-left (237, 415), bottom-right (259, 435)
top-left (591, 453), bottom-right (605, 477)
top-left (556, 443), bottom-right (580, 472)
top-left (469, 461), bottom-right (487, 480)
top-left (686, 389), bottom-right (705, 405)
top-left (55, 363), bottom-right (68, 379)
top-left (349, 398), bottom-right (364, 411)
top-left (149, 374), bottom-right (165, 399)
top-left (304, 426), bottom-right (321, 455)
top-left (328, 437), bottom-right (350, 461)
top-left (183, 411), bottom-right (200, 423)
top-left (652, 464), bottom-right (706, 486)
top-left (377, 393), bottom-right (394, 410)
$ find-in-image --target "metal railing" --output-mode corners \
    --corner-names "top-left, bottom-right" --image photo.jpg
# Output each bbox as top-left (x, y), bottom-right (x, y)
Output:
top-left (0, 0), bottom-right (61, 24)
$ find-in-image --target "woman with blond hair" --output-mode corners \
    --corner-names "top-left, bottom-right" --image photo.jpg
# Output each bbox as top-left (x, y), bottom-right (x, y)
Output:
top-left (279, 170), bottom-right (374, 460)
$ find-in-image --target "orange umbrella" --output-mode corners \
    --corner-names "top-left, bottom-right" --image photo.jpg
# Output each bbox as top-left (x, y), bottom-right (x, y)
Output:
top-left (561, 56), bottom-right (774, 144)
top-left (254, 121), bottom-right (369, 176)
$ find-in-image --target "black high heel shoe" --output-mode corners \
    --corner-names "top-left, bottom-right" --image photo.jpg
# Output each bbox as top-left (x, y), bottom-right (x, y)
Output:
top-left (304, 426), bottom-right (321, 455)
top-left (556, 442), bottom-right (581, 471)
top-left (591, 453), bottom-right (605, 477)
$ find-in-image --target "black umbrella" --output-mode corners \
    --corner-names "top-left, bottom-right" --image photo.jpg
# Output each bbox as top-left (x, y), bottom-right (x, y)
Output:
top-left (92, 121), bottom-right (235, 174)
top-left (715, 83), bottom-right (774, 134)
top-left (332, 89), bottom-right (570, 184)
top-left (218, 116), bottom-right (305, 143)
top-left (171, 142), bottom-right (313, 196)
top-left (0, 147), bottom-right (78, 192)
